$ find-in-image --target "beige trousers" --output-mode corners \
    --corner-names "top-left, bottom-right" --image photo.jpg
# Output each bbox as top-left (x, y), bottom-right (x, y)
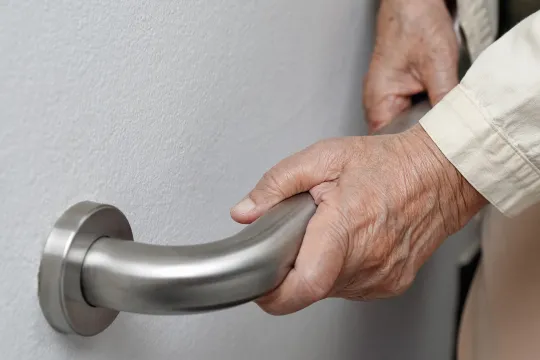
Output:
top-left (458, 203), bottom-right (540, 359)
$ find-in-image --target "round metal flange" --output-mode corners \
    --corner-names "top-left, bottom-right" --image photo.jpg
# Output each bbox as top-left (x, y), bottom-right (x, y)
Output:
top-left (38, 201), bottom-right (133, 336)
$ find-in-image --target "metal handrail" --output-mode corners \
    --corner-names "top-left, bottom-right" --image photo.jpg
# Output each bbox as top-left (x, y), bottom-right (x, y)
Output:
top-left (82, 193), bottom-right (316, 315)
top-left (37, 104), bottom-right (431, 337)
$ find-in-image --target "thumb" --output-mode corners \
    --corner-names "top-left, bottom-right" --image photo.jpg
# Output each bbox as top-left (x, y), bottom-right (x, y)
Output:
top-left (230, 142), bottom-right (343, 224)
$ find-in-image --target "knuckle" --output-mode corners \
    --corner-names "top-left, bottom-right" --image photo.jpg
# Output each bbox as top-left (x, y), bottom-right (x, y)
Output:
top-left (364, 244), bottom-right (391, 269)
top-left (383, 269), bottom-right (415, 297)
top-left (259, 169), bottom-right (288, 197)
top-left (400, 269), bottom-right (416, 290)
top-left (260, 169), bottom-right (280, 188)
top-left (385, 283), bottom-right (407, 297)
top-left (310, 140), bottom-right (348, 174)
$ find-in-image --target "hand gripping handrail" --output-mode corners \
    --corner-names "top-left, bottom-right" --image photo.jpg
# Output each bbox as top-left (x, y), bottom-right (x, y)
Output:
top-left (37, 102), bottom-right (431, 337)
top-left (39, 0), bottom-right (471, 339)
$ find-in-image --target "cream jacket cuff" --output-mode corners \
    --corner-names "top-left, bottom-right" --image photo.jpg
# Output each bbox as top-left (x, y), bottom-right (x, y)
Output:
top-left (420, 86), bottom-right (540, 217)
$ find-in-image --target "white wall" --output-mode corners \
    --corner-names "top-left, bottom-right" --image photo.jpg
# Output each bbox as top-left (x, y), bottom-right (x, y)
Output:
top-left (0, 1), bottom-right (472, 359)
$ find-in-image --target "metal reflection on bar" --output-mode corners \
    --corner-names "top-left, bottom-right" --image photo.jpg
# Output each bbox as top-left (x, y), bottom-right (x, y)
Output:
top-left (38, 193), bottom-right (316, 336)
top-left (81, 193), bottom-right (316, 316)
top-left (37, 101), bottom-right (431, 337)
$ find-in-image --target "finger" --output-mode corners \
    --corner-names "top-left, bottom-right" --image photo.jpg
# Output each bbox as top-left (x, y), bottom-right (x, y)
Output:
top-left (309, 181), bottom-right (337, 204)
top-left (420, 55), bottom-right (459, 105)
top-left (230, 142), bottom-right (344, 224)
top-left (363, 64), bottom-right (423, 133)
top-left (256, 204), bottom-right (346, 315)
top-left (365, 94), bottom-right (412, 134)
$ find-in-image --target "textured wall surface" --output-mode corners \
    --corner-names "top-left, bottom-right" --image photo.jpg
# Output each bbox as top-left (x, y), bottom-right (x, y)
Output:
top-left (0, 1), bottom-right (472, 359)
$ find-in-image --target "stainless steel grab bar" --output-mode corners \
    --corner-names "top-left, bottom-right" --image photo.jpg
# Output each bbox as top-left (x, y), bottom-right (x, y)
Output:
top-left (83, 193), bottom-right (316, 315)
top-left (37, 103), bottom-right (431, 337)
top-left (38, 193), bottom-right (316, 336)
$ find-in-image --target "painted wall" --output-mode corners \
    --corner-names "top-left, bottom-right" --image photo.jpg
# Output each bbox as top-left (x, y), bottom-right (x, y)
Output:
top-left (0, 1), bottom-right (473, 359)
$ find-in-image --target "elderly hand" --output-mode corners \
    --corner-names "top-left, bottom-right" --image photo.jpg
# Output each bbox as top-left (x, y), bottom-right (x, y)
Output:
top-left (230, 125), bottom-right (486, 315)
top-left (364, 0), bottom-right (459, 132)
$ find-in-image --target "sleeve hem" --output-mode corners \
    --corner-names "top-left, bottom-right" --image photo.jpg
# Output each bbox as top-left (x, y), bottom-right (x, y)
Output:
top-left (420, 85), bottom-right (540, 217)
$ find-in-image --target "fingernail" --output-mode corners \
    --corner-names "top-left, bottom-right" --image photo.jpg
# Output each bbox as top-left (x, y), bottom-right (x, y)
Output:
top-left (232, 197), bottom-right (256, 215)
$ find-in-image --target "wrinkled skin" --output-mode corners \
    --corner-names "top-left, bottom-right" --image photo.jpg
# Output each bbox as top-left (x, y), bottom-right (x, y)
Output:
top-left (364, 0), bottom-right (459, 132)
top-left (231, 126), bottom-right (486, 315)
top-left (230, 0), bottom-right (480, 316)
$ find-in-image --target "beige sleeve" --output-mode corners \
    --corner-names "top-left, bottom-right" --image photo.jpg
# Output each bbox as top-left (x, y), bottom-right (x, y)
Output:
top-left (420, 11), bottom-right (540, 217)
top-left (456, 0), bottom-right (499, 60)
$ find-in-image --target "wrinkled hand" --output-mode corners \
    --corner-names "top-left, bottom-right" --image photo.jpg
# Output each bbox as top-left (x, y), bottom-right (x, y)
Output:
top-left (364, 0), bottom-right (459, 132)
top-left (231, 125), bottom-right (486, 315)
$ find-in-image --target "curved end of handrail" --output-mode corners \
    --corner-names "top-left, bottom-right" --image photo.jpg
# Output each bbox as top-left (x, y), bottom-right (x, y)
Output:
top-left (80, 193), bottom-right (317, 315)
